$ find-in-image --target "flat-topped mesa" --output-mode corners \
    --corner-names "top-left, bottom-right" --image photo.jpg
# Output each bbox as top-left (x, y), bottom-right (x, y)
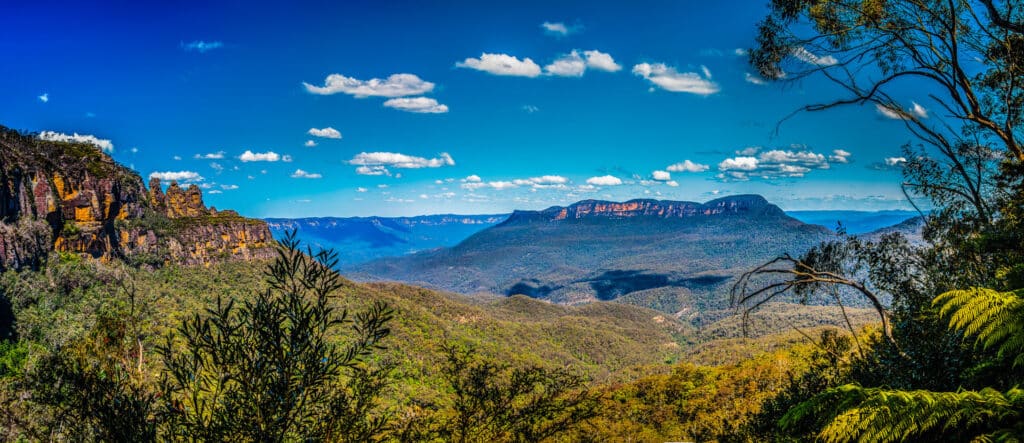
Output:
top-left (502, 194), bottom-right (783, 224)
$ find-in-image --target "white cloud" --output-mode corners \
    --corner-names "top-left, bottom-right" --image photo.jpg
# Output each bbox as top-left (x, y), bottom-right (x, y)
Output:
top-left (291, 169), bottom-right (322, 179)
top-left (456, 53), bottom-right (542, 77)
top-left (383, 97), bottom-right (449, 113)
top-left (303, 73), bottom-right (434, 97)
top-left (522, 105), bottom-right (540, 113)
top-left (356, 166), bottom-right (390, 176)
top-left (487, 181), bottom-right (518, 190)
top-left (584, 50), bottom-right (621, 72)
top-left (632, 63), bottom-right (720, 95)
top-left (149, 171), bottom-right (204, 182)
top-left (356, 187), bottom-right (368, 192)
top-left (239, 150), bottom-right (281, 162)
top-left (886, 157), bottom-right (907, 166)
top-left (194, 151), bottom-right (225, 159)
top-left (38, 93), bottom-right (48, 103)
top-left (305, 140), bottom-right (317, 147)
top-left (734, 48), bottom-right (748, 56)
top-left (210, 162), bottom-right (224, 172)
top-left (38, 131), bottom-right (114, 152)
top-left (208, 190), bottom-right (223, 194)
top-left (666, 180), bottom-right (679, 187)
top-left (717, 148), bottom-right (843, 181)
top-left (220, 184), bottom-right (238, 190)
top-left (349, 152), bottom-right (454, 168)
top-left (830, 149), bottom-right (852, 163)
top-left (651, 170), bottom-right (671, 181)
top-left (541, 21), bottom-right (574, 36)
top-left (545, 51), bottom-right (586, 77)
top-left (173, 155), bottom-right (182, 160)
top-left (586, 175), bottom-right (623, 186)
top-left (461, 175), bottom-right (568, 191)
top-left (282, 155), bottom-right (293, 162)
top-left (543, 50), bottom-right (620, 76)
top-left (666, 160), bottom-right (709, 172)
top-left (718, 156), bottom-right (759, 171)
top-left (308, 127), bottom-right (342, 139)
top-left (736, 146), bottom-right (761, 156)
top-left (181, 40), bottom-right (224, 53)
top-left (876, 103), bottom-right (908, 120)
top-left (701, 65), bottom-right (712, 79)
top-left (791, 46), bottom-right (838, 66)
top-left (463, 174), bottom-right (482, 183)
top-left (911, 102), bottom-right (929, 118)
top-left (744, 72), bottom-right (767, 85)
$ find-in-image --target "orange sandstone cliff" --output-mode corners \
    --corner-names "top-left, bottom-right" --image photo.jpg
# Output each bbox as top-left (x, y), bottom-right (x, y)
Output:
top-left (0, 126), bottom-right (274, 270)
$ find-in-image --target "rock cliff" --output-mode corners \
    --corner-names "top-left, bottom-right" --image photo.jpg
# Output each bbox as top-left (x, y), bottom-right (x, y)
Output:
top-left (0, 126), bottom-right (274, 271)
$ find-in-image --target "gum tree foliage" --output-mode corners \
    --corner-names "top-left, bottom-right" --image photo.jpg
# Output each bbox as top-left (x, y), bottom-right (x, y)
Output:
top-left (427, 343), bottom-right (600, 443)
top-left (732, 0), bottom-right (1024, 440)
top-left (157, 231), bottom-right (394, 442)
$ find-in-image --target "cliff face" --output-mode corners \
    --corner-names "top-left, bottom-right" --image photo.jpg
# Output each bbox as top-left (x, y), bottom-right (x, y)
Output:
top-left (0, 126), bottom-right (274, 271)
top-left (502, 195), bottom-right (786, 225)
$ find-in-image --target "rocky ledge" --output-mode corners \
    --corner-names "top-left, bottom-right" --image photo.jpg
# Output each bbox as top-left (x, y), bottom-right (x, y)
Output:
top-left (0, 126), bottom-right (274, 271)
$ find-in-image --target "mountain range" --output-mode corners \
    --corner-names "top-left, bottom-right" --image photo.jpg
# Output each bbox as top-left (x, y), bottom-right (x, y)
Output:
top-left (345, 195), bottom-right (850, 321)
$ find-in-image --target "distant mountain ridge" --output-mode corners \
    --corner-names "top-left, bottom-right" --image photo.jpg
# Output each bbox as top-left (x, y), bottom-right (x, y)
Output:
top-left (265, 214), bottom-right (507, 266)
top-left (502, 195), bottom-right (784, 224)
top-left (347, 195), bottom-right (835, 319)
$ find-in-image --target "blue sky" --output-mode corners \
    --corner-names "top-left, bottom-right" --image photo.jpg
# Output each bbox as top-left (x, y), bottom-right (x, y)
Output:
top-left (1, 0), bottom-right (927, 217)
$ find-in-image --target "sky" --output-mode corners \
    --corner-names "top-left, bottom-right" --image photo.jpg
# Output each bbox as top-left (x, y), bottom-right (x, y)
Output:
top-left (0, 0), bottom-right (931, 217)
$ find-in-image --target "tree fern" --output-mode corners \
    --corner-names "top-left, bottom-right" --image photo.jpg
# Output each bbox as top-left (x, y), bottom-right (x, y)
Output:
top-left (781, 285), bottom-right (1024, 442)
top-left (934, 288), bottom-right (1024, 368)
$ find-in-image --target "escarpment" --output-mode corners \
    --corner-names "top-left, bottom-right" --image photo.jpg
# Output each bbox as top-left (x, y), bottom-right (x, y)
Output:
top-left (0, 126), bottom-right (274, 271)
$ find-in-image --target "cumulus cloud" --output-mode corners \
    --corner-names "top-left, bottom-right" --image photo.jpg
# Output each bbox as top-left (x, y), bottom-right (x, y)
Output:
top-left (38, 93), bottom-right (48, 103)
top-left (541, 21), bottom-right (577, 36)
top-left (349, 152), bottom-right (454, 168)
top-left (461, 175), bottom-right (568, 191)
top-left (666, 160), bottom-right (709, 173)
top-left (830, 149), bottom-right (852, 163)
top-left (911, 102), bottom-right (929, 118)
top-left (734, 48), bottom-right (748, 56)
top-left (791, 46), bottom-right (838, 66)
top-left (308, 127), bottom-right (342, 139)
top-left (545, 51), bottom-right (586, 77)
top-left (305, 140), bottom-right (317, 147)
top-left (651, 170), bottom-right (671, 181)
top-left (181, 40), bottom-right (224, 53)
top-left (303, 73), bottom-right (435, 97)
top-left (632, 63), bottom-right (720, 95)
top-left (666, 180), bottom-right (679, 187)
top-left (877, 102), bottom-right (929, 120)
top-left (356, 187), bottom-right (368, 192)
top-left (544, 50), bottom-right (621, 77)
top-left (291, 169), bottom-right (322, 179)
top-left (744, 72), bottom-right (767, 85)
top-left (868, 156), bottom-right (908, 171)
top-left (383, 97), bottom-right (449, 113)
top-left (584, 50), bottom-right (621, 72)
top-left (149, 171), bottom-right (204, 182)
top-left (356, 166), bottom-right (390, 176)
top-left (39, 131), bottom-right (114, 152)
top-left (586, 175), bottom-right (623, 186)
top-left (239, 150), bottom-right (281, 162)
top-left (194, 151), bottom-right (225, 159)
top-left (456, 53), bottom-right (542, 77)
top-left (717, 148), bottom-right (844, 180)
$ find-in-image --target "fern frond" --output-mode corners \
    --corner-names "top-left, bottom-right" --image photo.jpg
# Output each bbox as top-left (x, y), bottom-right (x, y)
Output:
top-left (934, 288), bottom-right (1024, 367)
top-left (788, 384), bottom-right (1023, 443)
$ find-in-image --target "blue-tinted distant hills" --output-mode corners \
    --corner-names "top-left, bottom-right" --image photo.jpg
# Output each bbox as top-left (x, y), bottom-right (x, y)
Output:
top-left (264, 214), bottom-right (507, 266)
top-left (786, 210), bottom-right (922, 234)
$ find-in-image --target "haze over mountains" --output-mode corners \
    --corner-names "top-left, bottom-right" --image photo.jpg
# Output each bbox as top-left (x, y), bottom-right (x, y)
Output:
top-left (266, 204), bottom-right (920, 268)
top-left (344, 195), bottom-right (842, 320)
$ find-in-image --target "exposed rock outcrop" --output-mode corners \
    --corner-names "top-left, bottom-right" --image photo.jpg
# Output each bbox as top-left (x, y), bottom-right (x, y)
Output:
top-left (0, 126), bottom-right (274, 271)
